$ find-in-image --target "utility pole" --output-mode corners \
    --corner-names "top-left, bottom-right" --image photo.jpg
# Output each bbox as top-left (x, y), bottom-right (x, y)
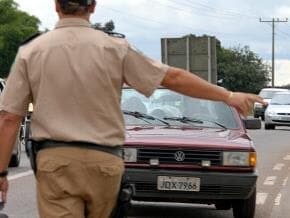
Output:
top-left (259, 18), bottom-right (288, 87)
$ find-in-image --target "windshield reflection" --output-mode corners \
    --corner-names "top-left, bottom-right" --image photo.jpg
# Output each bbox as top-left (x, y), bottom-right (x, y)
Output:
top-left (121, 88), bottom-right (238, 129)
top-left (271, 93), bottom-right (290, 105)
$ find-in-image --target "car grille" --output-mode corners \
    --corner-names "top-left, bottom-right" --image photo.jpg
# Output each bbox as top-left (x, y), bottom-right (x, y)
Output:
top-left (138, 148), bottom-right (222, 165)
top-left (272, 120), bottom-right (290, 123)
top-left (277, 113), bottom-right (290, 115)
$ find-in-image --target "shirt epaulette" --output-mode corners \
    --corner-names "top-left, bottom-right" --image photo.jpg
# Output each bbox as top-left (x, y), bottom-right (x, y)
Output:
top-left (105, 31), bottom-right (126, 39)
top-left (94, 27), bottom-right (125, 38)
top-left (20, 32), bottom-right (43, 46)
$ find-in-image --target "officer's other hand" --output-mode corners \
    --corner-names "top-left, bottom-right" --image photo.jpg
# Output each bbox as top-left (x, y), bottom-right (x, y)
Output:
top-left (0, 177), bottom-right (8, 204)
top-left (226, 92), bottom-right (267, 117)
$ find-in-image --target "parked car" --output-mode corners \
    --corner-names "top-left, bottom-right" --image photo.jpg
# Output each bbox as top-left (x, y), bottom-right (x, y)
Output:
top-left (264, 91), bottom-right (290, 130)
top-left (0, 78), bottom-right (22, 167)
top-left (254, 88), bottom-right (289, 120)
top-left (122, 87), bottom-right (261, 218)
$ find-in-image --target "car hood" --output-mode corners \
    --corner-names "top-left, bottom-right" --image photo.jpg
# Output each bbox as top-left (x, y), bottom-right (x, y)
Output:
top-left (256, 98), bottom-right (271, 105)
top-left (125, 126), bottom-right (252, 150)
top-left (266, 105), bottom-right (290, 113)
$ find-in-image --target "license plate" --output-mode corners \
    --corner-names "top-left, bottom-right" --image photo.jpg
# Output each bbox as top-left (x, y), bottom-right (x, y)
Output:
top-left (157, 176), bottom-right (200, 192)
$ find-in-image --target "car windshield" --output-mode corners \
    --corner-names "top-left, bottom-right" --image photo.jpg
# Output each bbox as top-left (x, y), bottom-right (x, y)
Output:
top-left (259, 90), bottom-right (287, 99)
top-left (121, 88), bottom-right (238, 129)
top-left (270, 93), bottom-right (290, 105)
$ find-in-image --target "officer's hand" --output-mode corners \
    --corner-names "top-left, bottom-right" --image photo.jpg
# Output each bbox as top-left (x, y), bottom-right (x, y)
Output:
top-left (0, 177), bottom-right (8, 204)
top-left (226, 92), bottom-right (267, 117)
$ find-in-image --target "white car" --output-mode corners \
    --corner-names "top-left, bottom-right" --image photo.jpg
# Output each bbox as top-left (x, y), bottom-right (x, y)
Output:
top-left (264, 91), bottom-right (290, 130)
top-left (0, 78), bottom-right (22, 167)
top-left (254, 88), bottom-right (289, 120)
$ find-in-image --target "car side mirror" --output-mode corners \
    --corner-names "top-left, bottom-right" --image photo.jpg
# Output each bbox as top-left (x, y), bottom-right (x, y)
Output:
top-left (243, 118), bottom-right (261, 129)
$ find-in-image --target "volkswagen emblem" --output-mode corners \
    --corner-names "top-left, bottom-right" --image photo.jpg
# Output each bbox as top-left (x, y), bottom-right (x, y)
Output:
top-left (174, 151), bottom-right (185, 162)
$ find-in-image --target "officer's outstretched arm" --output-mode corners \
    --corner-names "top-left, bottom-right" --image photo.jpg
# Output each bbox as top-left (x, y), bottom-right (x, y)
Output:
top-left (161, 67), bottom-right (266, 117)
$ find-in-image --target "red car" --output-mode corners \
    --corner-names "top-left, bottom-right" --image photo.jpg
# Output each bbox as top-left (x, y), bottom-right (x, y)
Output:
top-left (122, 87), bottom-right (261, 218)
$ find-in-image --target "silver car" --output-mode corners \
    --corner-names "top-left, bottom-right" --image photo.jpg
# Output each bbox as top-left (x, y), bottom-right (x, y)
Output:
top-left (254, 88), bottom-right (289, 120)
top-left (0, 78), bottom-right (22, 167)
top-left (264, 92), bottom-right (290, 130)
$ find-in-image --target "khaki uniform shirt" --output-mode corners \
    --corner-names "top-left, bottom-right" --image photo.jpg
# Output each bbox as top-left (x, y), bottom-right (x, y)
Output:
top-left (0, 18), bottom-right (169, 146)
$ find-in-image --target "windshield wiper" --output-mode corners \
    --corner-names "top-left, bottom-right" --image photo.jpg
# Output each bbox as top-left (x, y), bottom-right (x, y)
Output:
top-left (122, 110), bottom-right (170, 126)
top-left (164, 116), bottom-right (227, 129)
top-left (163, 116), bottom-right (203, 124)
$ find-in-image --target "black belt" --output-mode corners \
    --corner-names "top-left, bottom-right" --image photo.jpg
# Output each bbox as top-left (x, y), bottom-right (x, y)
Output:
top-left (36, 140), bottom-right (123, 158)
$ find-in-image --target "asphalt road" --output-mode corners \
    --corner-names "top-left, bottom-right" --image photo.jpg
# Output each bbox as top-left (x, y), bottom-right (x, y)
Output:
top-left (2, 124), bottom-right (290, 218)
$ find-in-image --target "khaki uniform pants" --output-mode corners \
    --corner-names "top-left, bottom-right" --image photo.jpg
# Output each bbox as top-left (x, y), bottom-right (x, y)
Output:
top-left (36, 147), bottom-right (124, 218)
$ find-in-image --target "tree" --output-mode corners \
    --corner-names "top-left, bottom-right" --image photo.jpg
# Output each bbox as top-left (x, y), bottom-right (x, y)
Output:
top-left (93, 20), bottom-right (115, 32)
top-left (280, 84), bottom-right (290, 89)
top-left (217, 45), bottom-right (270, 94)
top-left (0, 0), bottom-right (40, 78)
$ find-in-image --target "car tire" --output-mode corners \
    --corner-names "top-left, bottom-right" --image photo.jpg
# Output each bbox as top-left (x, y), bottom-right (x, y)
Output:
top-left (215, 201), bottom-right (231, 210)
top-left (265, 124), bottom-right (275, 130)
top-left (232, 188), bottom-right (256, 218)
top-left (261, 115), bottom-right (265, 121)
top-left (9, 137), bottom-right (21, 167)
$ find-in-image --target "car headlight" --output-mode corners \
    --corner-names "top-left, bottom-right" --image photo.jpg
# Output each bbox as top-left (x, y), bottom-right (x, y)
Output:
top-left (223, 152), bottom-right (256, 167)
top-left (28, 103), bottom-right (34, 112)
top-left (123, 148), bottom-right (137, 162)
top-left (267, 111), bottom-right (276, 116)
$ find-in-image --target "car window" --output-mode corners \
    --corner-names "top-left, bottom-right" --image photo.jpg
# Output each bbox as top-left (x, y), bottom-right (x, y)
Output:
top-left (259, 90), bottom-right (276, 99)
top-left (271, 93), bottom-right (290, 105)
top-left (122, 88), bottom-right (238, 129)
top-left (259, 89), bottom-right (288, 99)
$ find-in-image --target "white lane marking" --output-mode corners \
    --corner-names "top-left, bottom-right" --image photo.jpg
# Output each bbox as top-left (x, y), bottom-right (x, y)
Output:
top-left (283, 155), bottom-right (290, 160)
top-left (8, 170), bottom-right (33, 181)
top-left (256, 193), bottom-right (268, 205)
top-left (274, 193), bottom-right (282, 206)
top-left (273, 163), bottom-right (285, 171)
top-left (283, 177), bottom-right (289, 187)
top-left (263, 176), bottom-right (277, 186)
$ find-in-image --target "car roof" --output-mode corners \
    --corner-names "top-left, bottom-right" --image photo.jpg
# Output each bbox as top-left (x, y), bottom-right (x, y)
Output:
top-left (260, 88), bottom-right (289, 91)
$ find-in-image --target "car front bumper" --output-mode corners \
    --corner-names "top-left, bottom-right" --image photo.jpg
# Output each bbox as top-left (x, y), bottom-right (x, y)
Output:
top-left (265, 115), bottom-right (290, 126)
top-left (125, 168), bottom-right (257, 203)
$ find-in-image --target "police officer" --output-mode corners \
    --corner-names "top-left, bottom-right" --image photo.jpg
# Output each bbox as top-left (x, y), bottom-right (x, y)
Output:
top-left (0, 0), bottom-right (266, 217)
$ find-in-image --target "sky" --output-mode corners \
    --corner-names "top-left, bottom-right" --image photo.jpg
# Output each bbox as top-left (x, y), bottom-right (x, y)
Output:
top-left (15, 0), bottom-right (290, 86)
